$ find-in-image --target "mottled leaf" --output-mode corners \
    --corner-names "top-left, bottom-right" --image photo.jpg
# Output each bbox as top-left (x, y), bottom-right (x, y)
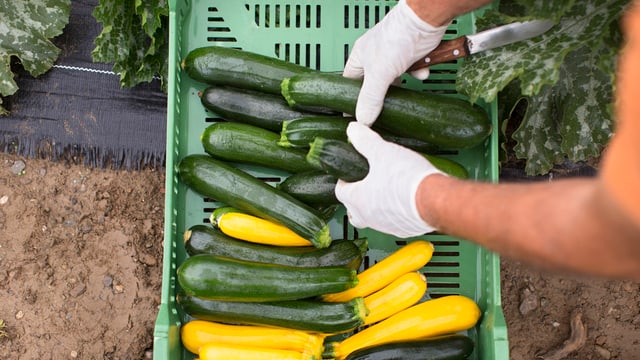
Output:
top-left (557, 46), bottom-right (614, 162)
top-left (511, 85), bottom-right (564, 175)
top-left (514, 0), bottom-right (576, 21)
top-left (510, 46), bottom-right (614, 175)
top-left (456, 0), bottom-right (628, 104)
top-left (92, 0), bottom-right (168, 88)
top-left (0, 0), bottom-right (71, 114)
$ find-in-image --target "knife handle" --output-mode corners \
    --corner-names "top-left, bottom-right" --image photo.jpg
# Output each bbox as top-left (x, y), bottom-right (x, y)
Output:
top-left (407, 37), bottom-right (469, 72)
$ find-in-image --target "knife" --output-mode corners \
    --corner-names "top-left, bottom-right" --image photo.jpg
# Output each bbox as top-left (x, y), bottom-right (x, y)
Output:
top-left (407, 19), bottom-right (554, 72)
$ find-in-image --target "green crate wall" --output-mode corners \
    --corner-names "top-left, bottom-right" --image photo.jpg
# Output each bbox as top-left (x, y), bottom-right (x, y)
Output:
top-left (155, 0), bottom-right (509, 359)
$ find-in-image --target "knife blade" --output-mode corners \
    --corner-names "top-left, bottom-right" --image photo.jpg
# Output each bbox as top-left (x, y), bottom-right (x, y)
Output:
top-left (407, 19), bottom-right (554, 72)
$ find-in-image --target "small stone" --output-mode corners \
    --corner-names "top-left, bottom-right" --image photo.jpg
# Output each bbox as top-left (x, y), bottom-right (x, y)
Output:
top-left (595, 335), bottom-right (607, 346)
top-left (15, 310), bottom-right (24, 319)
top-left (69, 283), bottom-right (86, 297)
top-left (70, 350), bottom-right (78, 358)
top-left (540, 297), bottom-right (549, 308)
top-left (595, 345), bottom-right (611, 359)
top-left (10, 160), bottom-right (26, 175)
top-left (518, 287), bottom-right (539, 316)
top-left (79, 220), bottom-right (93, 234)
top-left (113, 284), bottom-right (125, 294)
top-left (145, 350), bottom-right (153, 359)
top-left (103, 275), bottom-right (113, 288)
top-left (39, 168), bottom-right (47, 177)
top-left (138, 253), bottom-right (157, 267)
top-left (552, 321), bottom-right (561, 328)
top-left (0, 195), bottom-right (8, 205)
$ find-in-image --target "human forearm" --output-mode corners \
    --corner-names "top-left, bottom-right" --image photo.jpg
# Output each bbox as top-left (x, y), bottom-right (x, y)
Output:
top-left (407, 0), bottom-right (494, 26)
top-left (417, 175), bottom-right (640, 280)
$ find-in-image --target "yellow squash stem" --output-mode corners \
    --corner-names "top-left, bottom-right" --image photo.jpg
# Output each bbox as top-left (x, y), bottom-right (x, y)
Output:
top-left (329, 295), bottom-right (481, 359)
top-left (363, 271), bottom-right (427, 325)
top-left (217, 212), bottom-right (313, 246)
top-left (199, 342), bottom-right (316, 360)
top-left (180, 320), bottom-right (324, 357)
top-left (322, 240), bottom-right (434, 302)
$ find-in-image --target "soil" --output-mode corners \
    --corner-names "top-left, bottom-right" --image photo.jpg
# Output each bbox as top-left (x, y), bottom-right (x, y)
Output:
top-left (0, 153), bottom-right (164, 360)
top-left (1, 152), bottom-right (639, 359)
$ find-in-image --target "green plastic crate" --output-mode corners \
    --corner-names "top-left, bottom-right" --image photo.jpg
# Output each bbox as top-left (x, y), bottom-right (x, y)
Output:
top-left (155, 0), bottom-right (509, 359)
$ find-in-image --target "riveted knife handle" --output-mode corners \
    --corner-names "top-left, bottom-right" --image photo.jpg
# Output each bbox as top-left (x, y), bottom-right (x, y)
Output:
top-left (407, 37), bottom-right (469, 72)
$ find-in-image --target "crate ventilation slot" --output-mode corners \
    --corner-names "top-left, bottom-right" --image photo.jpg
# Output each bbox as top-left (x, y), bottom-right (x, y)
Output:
top-left (275, 43), bottom-right (321, 69)
top-left (207, 7), bottom-right (236, 43)
top-left (343, 4), bottom-right (391, 29)
top-left (247, 3), bottom-right (321, 28)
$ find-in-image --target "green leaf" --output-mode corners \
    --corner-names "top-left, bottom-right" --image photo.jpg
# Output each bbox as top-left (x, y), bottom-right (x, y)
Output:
top-left (510, 85), bottom-right (564, 175)
top-left (513, 0), bottom-right (576, 21)
top-left (557, 46), bottom-right (614, 162)
top-left (510, 46), bottom-right (614, 175)
top-left (456, 0), bottom-right (629, 104)
top-left (92, 0), bottom-right (168, 89)
top-left (0, 0), bottom-right (71, 114)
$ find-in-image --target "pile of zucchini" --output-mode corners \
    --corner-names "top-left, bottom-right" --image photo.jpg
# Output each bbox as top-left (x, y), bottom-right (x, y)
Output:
top-left (176, 46), bottom-right (486, 360)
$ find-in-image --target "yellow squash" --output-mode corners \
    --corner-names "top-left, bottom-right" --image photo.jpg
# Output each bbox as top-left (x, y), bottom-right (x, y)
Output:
top-left (322, 240), bottom-right (434, 302)
top-left (216, 212), bottom-right (313, 246)
top-left (180, 320), bottom-right (324, 357)
top-left (328, 295), bottom-right (481, 359)
top-left (199, 342), bottom-right (316, 360)
top-left (363, 271), bottom-right (427, 325)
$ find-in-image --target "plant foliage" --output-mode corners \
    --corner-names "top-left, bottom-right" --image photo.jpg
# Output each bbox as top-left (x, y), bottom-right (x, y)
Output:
top-left (92, 0), bottom-right (169, 89)
top-left (457, 0), bottom-right (629, 175)
top-left (0, 0), bottom-right (71, 115)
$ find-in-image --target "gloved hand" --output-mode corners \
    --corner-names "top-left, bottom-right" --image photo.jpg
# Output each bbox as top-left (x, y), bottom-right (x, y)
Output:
top-left (335, 122), bottom-right (444, 238)
top-left (343, 0), bottom-right (449, 126)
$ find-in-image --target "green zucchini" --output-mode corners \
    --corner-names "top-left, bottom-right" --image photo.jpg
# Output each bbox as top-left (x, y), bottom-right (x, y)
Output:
top-left (277, 170), bottom-right (339, 206)
top-left (177, 254), bottom-right (358, 302)
top-left (315, 203), bottom-right (340, 221)
top-left (307, 138), bottom-right (469, 182)
top-left (279, 116), bottom-right (440, 154)
top-left (183, 46), bottom-right (314, 94)
top-left (200, 86), bottom-right (316, 132)
top-left (281, 72), bottom-right (491, 149)
top-left (343, 334), bottom-right (475, 360)
top-left (306, 138), bottom-right (369, 182)
top-left (201, 122), bottom-right (318, 173)
top-left (351, 237), bottom-right (369, 256)
top-left (178, 154), bottom-right (331, 248)
top-left (177, 292), bottom-right (368, 333)
top-left (424, 154), bottom-right (469, 179)
top-left (184, 225), bottom-right (364, 270)
top-left (377, 129), bottom-right (440, 154)
top-left (279, 116), bottom-right (350, 148)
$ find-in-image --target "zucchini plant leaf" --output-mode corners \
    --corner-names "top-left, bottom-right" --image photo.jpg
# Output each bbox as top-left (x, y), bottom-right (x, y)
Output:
top-left (456, 0), bottom-right (628, 104)
top-left (92, 0), bottom-right (168, 89)
top-left (0, 0), bottom-right (71, 115)
top-left (508, 84), bottom-right (564, 175)
top-left (512, 0), bottom-right (576, 21)
top-left (508, 45), bottom-right (615, 175)
top-left (459, 0), bottom-right (627, 175)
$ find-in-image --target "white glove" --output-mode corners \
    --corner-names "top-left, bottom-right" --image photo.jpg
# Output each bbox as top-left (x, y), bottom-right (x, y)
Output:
top-left (335, 122), bottom-right (444, 238)
top-left (343, 0), bottom-right (449, 126)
